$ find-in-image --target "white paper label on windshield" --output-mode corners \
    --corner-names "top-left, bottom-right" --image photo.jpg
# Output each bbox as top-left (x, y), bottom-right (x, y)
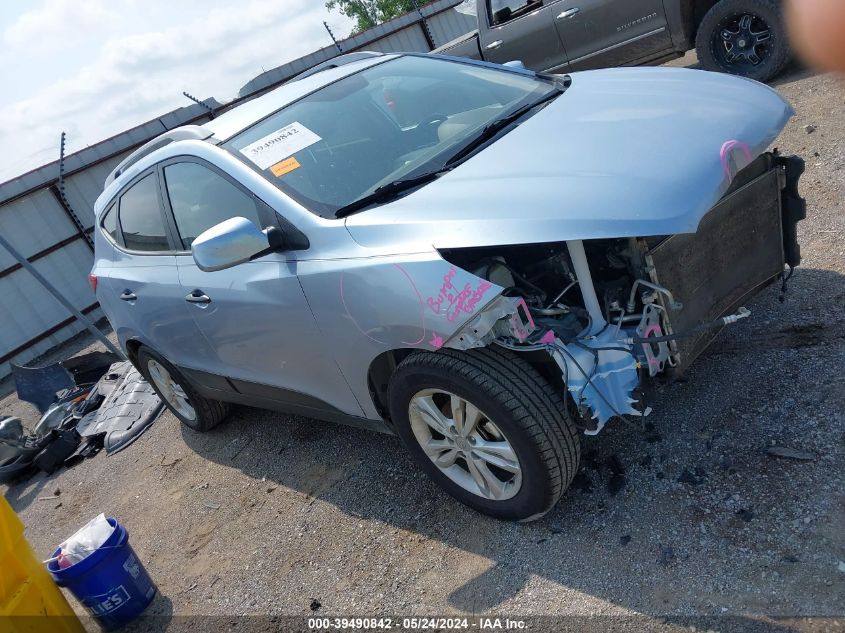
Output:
top-left (239, 122), bottom-right (321, 170)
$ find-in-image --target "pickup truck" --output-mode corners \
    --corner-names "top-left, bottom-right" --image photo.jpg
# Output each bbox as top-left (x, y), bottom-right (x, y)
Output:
top-left (441, 0), bottom-right (789, 82)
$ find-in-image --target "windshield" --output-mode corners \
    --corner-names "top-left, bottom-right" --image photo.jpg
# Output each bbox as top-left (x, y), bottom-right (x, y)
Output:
top-left (223, 55), bottom-right (557, 219)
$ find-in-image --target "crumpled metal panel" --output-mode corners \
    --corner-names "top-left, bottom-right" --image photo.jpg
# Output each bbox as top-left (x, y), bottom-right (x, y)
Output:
top-left (550, 329), bottom-right (641, 433)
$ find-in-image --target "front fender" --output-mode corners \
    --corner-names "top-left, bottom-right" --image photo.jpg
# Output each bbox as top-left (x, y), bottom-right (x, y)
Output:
top-left (298, 252), bottom-right (504, 419)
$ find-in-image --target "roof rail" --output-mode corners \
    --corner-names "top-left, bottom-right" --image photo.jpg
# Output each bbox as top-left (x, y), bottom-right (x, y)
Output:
top-left (291, 51), bottom-right (383, 82)
top-left (105, 125), bottom-right (215, 188)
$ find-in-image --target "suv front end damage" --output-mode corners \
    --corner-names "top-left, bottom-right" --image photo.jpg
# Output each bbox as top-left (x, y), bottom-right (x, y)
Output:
top-left (439, 152), bottom-right (805, 434)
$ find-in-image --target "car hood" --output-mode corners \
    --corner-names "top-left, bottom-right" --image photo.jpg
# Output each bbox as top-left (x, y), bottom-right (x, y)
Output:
top-left (345, 67), bottom-right (793, 252)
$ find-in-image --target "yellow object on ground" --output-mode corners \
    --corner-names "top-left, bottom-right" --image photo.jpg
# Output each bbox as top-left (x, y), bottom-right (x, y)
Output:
top-left (0, 495), bottom-right (85, 633)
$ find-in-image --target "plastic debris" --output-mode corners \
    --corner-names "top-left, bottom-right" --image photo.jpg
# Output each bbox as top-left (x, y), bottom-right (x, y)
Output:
top-left (77, 362), bottom-right (163, 454)
top-left (677, 468), bottom-right (706, 486)
top-left (765, 446), bottom-right (815, 461)
top-left (658, 546), bottom-right (675, 567)
top-left (54, 514), bottom-right (115, 568)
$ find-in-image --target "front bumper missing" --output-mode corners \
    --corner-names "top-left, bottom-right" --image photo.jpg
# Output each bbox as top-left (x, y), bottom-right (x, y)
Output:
top-left (646, 153), bottom-right (806, 376)
top-left (444, 152), bottom-right (805, 432)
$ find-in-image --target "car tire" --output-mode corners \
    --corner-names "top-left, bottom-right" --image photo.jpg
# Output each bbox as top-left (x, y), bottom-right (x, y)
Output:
top-left (388, 347), bottom-right (580, 521)
top-left (695, 0), bottom-right (789, 83)
top-left (136, 347), bottom-right (229, 432)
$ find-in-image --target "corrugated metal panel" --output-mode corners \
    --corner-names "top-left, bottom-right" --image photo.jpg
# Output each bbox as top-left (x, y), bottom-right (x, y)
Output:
top-left (61, 152), bottom-right (130, 229)
top-left (428, 7), bottom-right (476, 45)
top-left (0, 308), bottom-right (103, 379)
top-left (0, 103), bottom-right (215, 207)
top-left (239, 0), bottom-right (466, 96)
top-left (365, 24), bottom-right (430, 53)
top-left (238, 45), bottom-right (339, 97)
top-left (0, 190), bottom-right (78, 269)
top-left (0, 239), bottom-right (98, 377)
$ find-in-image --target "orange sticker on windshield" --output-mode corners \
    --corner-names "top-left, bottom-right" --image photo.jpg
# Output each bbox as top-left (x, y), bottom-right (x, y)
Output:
top-left (270, 156), bottom-right (300, 177)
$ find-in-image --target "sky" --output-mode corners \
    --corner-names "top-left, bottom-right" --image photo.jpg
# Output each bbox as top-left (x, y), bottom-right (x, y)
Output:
top-left (0, 0), bottom-right (355, 183)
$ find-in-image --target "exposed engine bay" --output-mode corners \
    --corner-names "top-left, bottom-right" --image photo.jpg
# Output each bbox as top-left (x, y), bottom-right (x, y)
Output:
top-left (437, 153), bottom-right (806, 434)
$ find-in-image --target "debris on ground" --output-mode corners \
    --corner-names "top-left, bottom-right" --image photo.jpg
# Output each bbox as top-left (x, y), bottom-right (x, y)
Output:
top-left (735, 508), bottom-right (755, 522)
top-left (605, 455), bottom-right (626, 495)
top-left (76, 361), bottom-right (163, 454)
top-left (765, 446), bottom-right (816, 461)
top-left (677, 468), bottom-right (706, 486)
top-left (642, 422), bottom-right (662, 443)
top-left (658, 546), bottom-right (675, 567)
top-left (0, 359), bottom-right (163, 485)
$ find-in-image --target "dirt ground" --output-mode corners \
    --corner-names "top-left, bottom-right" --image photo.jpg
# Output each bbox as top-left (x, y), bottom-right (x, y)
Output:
top-left (2, 53), bottom-right (844, 632)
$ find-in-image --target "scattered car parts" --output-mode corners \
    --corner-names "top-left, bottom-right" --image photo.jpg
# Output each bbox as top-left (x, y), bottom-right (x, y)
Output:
top-left (0, 358), bottom-right (163, 484)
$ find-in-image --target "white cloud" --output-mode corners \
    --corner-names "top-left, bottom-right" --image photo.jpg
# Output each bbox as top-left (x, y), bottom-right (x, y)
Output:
top-left (0, 0), bottom-right (354, 182)
top-left (3, 0), bottom-right (117, 54)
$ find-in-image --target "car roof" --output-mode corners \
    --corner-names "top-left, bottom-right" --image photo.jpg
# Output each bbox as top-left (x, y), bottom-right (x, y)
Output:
top-left (102, 53), bottom-right (398, 191)
top-left (203, 53), bottom-right (398, 142)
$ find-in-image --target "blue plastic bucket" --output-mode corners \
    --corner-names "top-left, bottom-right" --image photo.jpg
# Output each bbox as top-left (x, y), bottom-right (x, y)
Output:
top-left (48, 517), bottom-right (156, 630)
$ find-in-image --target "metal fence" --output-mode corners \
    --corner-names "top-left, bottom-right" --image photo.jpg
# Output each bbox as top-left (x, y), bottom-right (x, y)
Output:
top-left (0, 0), bottom-right (474, 379)
top-left (238, 0), bottom-right (474, 95)
top-left (0, 106), bottom-right (218, 379)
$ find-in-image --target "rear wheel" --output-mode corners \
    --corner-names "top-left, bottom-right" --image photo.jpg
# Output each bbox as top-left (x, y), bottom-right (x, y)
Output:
top-left (388, 347), bottom-right (580, 521)
top-left (696, 0), bottom-right (789, 83)
top-left (136, 347), bottom-right (229, 432)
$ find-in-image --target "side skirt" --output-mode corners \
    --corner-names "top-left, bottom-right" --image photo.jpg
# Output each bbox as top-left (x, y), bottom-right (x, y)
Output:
top-left (179, 367), bottom-right (393, 435)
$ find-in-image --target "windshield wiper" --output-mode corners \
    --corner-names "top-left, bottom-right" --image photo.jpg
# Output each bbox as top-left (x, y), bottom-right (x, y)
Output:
top-left (335, 169), bottom-right (448, 218)
top-left (335, 82), bottom-right (567, 219)
top-left (443, 87), bottom-right (565, 169)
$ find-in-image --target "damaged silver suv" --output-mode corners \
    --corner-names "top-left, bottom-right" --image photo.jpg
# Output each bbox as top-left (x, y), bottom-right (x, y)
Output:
top-left (92, 52), bottom-right (805, 521)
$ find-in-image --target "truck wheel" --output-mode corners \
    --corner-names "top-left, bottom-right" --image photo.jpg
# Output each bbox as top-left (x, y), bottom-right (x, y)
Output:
top-left (388, 347), bottom-right (580, 521)
top-left (696, 0), bottom-right (789, 83)
top-left (136, 347), bottom-right (229, 432)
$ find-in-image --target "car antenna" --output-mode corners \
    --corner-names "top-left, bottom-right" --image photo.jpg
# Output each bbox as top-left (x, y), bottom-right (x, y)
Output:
top-left (182, 91), bottom-right (216, 119)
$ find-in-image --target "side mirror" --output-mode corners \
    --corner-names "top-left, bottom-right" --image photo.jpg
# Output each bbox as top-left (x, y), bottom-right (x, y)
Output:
top-left (504, 60), bottom-right (525, 69)
top-left (192, 217), bottom-right (271, 272)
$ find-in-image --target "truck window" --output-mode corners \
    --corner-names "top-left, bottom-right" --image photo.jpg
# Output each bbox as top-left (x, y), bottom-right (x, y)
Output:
top-left (489, 0), bottom-right (540, 25)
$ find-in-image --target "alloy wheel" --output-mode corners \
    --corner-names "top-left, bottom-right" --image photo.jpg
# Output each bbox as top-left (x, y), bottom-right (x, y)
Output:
top-left (716, 12), bottom-right (773, 68)
top-left (147, 360), bottom-right (196, 421)
top-left (408, 388), bottom-right (522, 501)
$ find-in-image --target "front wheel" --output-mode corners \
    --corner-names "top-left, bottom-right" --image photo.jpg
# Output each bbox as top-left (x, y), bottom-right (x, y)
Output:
top-left (695, 0), bottom-right (790, 83)
top-left (388, 348), bottom-right (580, 521)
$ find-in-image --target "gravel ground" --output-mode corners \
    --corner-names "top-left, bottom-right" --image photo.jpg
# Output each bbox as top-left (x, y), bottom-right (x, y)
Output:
top-left (2, 54), bottom-right (844, 632)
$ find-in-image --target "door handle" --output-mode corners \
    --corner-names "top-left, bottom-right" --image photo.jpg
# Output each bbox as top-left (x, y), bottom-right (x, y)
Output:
top-left (185, 290), bottom-right (211, 304)
top-left (119, 290), bottom-right (137, 302)
top-left (556, 7), bottom-right (580, 19)
top-left (485, 39), bottom-right (503, 50)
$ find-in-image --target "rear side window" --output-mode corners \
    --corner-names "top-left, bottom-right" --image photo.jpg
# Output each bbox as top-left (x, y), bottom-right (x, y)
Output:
top-left (118, 174), bottom-right (169, 252)
top-left (101, 206), bottom-right (119, 243)
top-left (163, 162), bottom-right (263, 249)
